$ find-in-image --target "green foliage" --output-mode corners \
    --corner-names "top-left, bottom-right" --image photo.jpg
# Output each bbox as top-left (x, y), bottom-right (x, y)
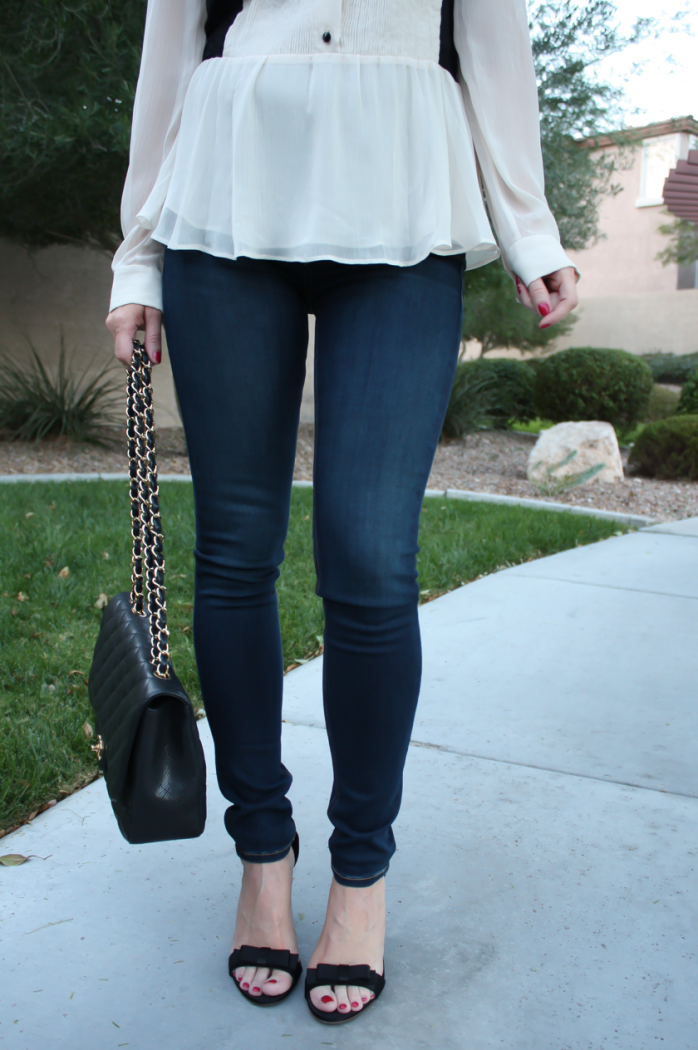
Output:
top-left (643, 384), bottom-right (680, 422)
top-left (656, 218), bottom-right (698, 269)
top-left (628, 415), bottom-right (698, 479)
top-left (677, 372), bottom-right (698, 416)
top-left (0, 340), bottom-right (122, 442)
top-left (0, 0), bottom-right (146, 249)
top-left (531, 1), bottom-right (646, 251)
top-left (462, 262), bottom-right (576, 354)
top-left (639, 352), bottom-right (698, 385)
top-left (0, 480), bottom-right (629, 830)
top-left (441, 362), bottom-right (500, 439)
top-left (534, 347), bottom-right (653, 428)
top-left (442, 358), bottom-right (537, 438)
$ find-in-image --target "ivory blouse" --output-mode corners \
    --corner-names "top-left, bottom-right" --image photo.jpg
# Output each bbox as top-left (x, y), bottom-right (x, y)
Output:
top-left (110, 0), bottom-right (575, 313)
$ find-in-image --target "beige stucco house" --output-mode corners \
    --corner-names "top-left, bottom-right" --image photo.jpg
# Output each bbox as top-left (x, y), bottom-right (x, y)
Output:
top-left (554, 115), bottom-right (698, 357)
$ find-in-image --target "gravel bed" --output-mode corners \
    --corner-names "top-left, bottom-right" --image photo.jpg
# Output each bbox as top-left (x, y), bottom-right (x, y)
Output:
top-left (1, 425), bottom-right (696, 523)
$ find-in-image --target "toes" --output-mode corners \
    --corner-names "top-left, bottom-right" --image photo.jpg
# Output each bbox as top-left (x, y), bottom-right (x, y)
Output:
top-left (239, 965), bottom-right (257, 990)
top-left (260, 968), bottom-right (292, 997)
top-left (334, 985), bottom-right (351, 1015)
top-left (347, 985), bottom-right (364, 1012)
top-left (310, 985), bottom-right (337, 1013)
top-left (248, 967), bottom-right (270, 995)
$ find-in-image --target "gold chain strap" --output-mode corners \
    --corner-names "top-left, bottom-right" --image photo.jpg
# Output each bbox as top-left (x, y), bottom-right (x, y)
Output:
top-left (126, 342), bottom-right (171, 680)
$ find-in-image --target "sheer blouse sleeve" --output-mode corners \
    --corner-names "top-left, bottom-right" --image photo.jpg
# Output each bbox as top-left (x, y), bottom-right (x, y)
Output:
top-left (454, 0), bottom-right (576, 285)
top-left (110, 0), bottom-right (207, 313)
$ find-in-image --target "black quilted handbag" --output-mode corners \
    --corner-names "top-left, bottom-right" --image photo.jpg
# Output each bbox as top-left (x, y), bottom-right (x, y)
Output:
top-left (88, 342), bottom-right (206, 844)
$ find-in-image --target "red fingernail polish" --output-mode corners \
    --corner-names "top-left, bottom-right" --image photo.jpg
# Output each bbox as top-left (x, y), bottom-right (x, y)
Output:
top-left (538, 303), bottom-right (550, 317)
top-left (515, 278), bottom-right (522, 292)
top-left (154, 351), bottom-right (162, 363)
top-left (540, 323), bottom-right (550, 329)
top-left (321, 995), bottom-right (334, 1003)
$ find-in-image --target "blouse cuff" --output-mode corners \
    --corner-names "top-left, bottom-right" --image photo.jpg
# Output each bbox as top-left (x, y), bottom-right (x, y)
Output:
top-left (503, 235), bottom-right (579, 287)
top-left (110, 264), bottom-right (163, 314)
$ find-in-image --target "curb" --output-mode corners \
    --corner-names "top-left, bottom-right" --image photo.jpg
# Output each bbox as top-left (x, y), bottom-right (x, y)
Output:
top-left (0, 472), bottom-right (658, 527)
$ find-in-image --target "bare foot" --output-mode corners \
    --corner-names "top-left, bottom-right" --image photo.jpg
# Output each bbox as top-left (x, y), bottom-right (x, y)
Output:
top-left (307, 877), bottom-right (385, 1016)
top-left (231, 848), bottom-right (298, 998)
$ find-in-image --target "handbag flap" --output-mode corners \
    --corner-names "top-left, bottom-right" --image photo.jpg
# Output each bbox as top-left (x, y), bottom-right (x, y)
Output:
top-left (88, 592), bottom-right (193, 802)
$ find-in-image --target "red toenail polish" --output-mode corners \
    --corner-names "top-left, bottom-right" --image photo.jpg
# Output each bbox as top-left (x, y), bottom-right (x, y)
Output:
top-left (252, 987), bottom-right (261, 993)
top-left (242, 983), bottom-right (249, 989)
top-left (321, 995), bottom-right (334, 1004)
top-left (352, 1001), bottom-right (360, 1007)
top-left (339, 1004), bottom-right (348, 1010)
top-left (268, 979), bottom-right (277, 984)
top-left (361, 996), bottom-right (368, 1002)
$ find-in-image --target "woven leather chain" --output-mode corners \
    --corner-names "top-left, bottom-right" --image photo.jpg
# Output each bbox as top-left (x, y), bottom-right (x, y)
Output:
top-left (126, 342), bottom-right (171, 679)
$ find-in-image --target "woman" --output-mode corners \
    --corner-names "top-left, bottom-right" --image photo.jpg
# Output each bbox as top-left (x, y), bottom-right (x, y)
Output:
top-left (107, 0), bottom-right (578, 1025)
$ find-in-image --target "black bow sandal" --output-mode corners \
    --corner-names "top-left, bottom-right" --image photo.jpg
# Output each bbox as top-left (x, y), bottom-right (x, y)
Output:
top-left (228, 834), bottom-right (302, 1007)
top-left (304, 962), bottom-right (386, 1024)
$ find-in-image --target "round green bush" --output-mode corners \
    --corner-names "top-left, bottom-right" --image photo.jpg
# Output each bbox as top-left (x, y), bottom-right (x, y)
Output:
top-left (640, 352), bottom-right (698, 385)
top-left (677, 371), bottom-right (698, 415)
top-left (644, 384), bottom-right (681, 422)
top-left (628, 415), bottom-right (698, 479)
top-left (534, 347), bottom-right (653, 429)
top-left (442, 358), bottom-right (536, 439)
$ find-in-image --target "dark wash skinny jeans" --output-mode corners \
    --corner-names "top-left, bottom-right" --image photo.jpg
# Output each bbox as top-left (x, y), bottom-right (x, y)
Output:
top-left (162, 248), bottom-right (465, 887)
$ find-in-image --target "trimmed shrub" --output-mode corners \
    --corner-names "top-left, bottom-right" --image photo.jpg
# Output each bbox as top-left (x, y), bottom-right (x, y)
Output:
top-left (640, 352), bottom-right (698, 385)
top-left (677, 371), bottom-right (698, 415)
top-left (644, 384), bottom-right (681, 422)
top-left (442, 358), bottom-right (536, 439)
top-left (534, 347), bottom-right (653, 429)
top-left (628, 415), bottom-right (698, 479)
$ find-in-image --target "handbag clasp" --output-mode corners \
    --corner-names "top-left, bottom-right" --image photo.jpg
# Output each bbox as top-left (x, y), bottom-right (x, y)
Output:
top-left (91, 735), bottom-right (105, 761)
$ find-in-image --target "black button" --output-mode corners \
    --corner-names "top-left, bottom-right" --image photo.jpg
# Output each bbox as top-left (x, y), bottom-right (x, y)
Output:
top-left (322, 31), bottom-right (331, 43)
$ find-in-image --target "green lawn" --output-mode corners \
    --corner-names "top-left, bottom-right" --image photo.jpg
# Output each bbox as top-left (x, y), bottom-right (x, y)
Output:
top-left (0, 480), bottom-right (629, 832)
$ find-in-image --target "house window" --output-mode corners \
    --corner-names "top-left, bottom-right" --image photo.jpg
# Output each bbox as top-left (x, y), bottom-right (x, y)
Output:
top-left (636, 136), bottom-right (679, 207)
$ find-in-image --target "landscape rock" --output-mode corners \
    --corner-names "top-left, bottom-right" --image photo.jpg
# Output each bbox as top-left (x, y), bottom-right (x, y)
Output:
top-left (527, 421), bottom-right (623, 488)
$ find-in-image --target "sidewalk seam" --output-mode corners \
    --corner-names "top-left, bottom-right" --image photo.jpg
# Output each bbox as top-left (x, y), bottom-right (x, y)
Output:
top-left (282, 718), bottom-right (697, 799)
top-left (507, 571), bottom-right (698, 601)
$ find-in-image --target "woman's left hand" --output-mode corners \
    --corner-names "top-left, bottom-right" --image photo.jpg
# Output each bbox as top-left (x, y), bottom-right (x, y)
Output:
top-left (514, 266), bottom-right (579, 329)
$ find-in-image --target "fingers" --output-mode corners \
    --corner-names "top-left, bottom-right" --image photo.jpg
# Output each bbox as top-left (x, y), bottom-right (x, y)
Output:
top-left (144, 306), bottom-right (163, 364)
top-left (514, 267), bottom-right (579, 330)
top-left (515, 275), bottom-right (533, 309)
top-left (526, 277), bottom-right (552, 321)
top-left (105, 303), bottom-right (163, 367)
top-left (539, 267), bottom-right (579, 328)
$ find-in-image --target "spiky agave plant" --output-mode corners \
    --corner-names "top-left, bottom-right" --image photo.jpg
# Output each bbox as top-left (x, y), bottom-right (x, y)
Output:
top-left (0, 336), bottom-right (123, 443)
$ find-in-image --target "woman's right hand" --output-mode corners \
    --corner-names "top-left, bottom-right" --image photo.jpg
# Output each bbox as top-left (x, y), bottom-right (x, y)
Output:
top-left (106, 303), bottom-right (163, 367)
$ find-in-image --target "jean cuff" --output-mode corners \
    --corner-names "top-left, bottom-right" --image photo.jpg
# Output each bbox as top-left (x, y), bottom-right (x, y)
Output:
top-left (236, 837), bottom-right (295, 865)
top-left (331, 863), bottom-right (389, 889)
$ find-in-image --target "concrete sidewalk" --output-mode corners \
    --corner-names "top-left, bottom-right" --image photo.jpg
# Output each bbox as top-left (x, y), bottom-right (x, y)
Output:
top-left (2, 520), bottom-right (697, 1050)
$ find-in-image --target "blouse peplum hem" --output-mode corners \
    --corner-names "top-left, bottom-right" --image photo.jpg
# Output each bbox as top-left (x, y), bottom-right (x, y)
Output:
top-left (140, 54), bottom-right (501, 273)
